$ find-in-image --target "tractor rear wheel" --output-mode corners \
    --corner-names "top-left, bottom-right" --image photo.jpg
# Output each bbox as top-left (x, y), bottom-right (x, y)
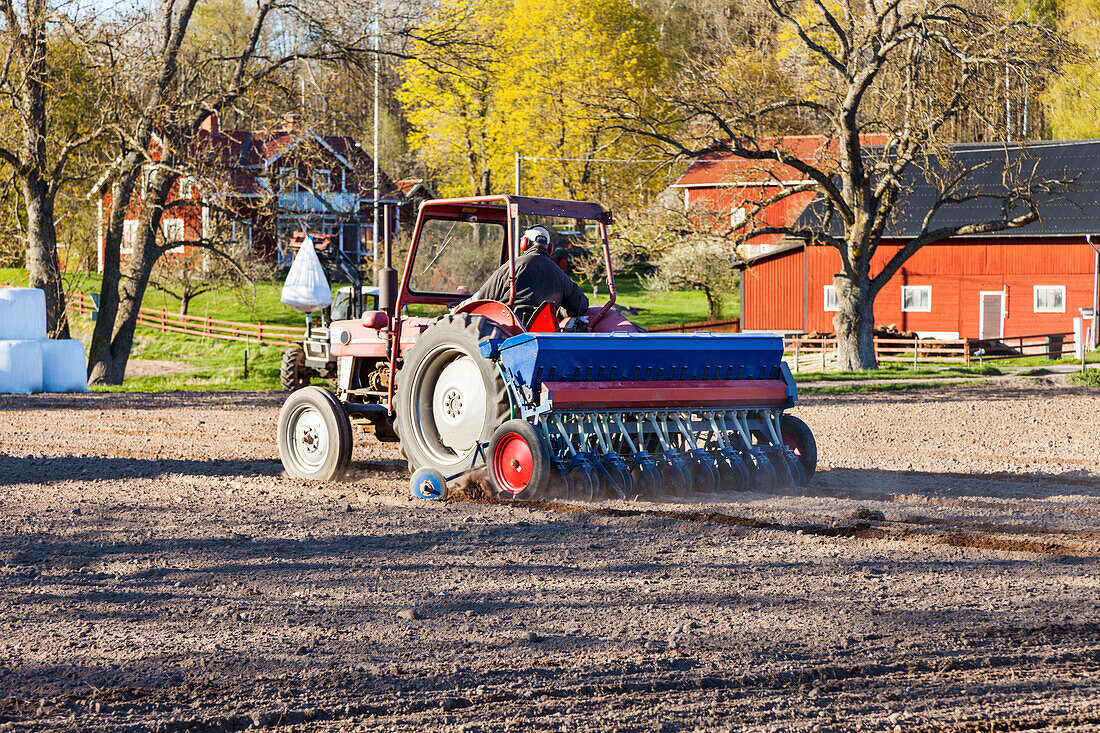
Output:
top-left (280, 346), bottom-right (311, 391)
top-left (395, 314), bottom-right (512, 477)
top-left (277, 386), bottom-right (352, 481)
top-left (780, 415), bottom-right (818, 482)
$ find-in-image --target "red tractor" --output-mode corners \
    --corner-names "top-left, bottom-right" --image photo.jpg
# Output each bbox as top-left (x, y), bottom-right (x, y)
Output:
top-left (276, 195), bottom-right (816, 501)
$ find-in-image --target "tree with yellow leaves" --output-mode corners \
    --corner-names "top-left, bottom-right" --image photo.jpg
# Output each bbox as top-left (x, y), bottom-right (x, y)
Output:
top-left (1042, 0), bottom-right (1100, 138)
top-left (399, 0), bottom-right (666, 204)
top-left (398, 0), bottom-right (508, 197)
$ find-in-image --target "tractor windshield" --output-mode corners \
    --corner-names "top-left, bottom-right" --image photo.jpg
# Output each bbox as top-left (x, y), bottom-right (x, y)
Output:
top-left (410, 218), bottom-right (505, 295)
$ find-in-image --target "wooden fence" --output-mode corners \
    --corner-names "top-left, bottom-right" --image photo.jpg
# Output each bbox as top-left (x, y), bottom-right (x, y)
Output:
top-left (784, 332), bottom-right (1076, 372)
top-left (649, 317), bottom-right (741, 333)
top-left (66, 292), bottom-right (307, 347)
top-left (971, 332), bottom-right (1075, 362)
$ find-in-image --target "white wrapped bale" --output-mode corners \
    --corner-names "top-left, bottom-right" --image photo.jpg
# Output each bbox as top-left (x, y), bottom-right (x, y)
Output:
top-left (0, 339), bottom-right (43, 394)
top-left (0, 287), bottom-right (47, 340)
top-left (41, 339), bottom-right (88, 393)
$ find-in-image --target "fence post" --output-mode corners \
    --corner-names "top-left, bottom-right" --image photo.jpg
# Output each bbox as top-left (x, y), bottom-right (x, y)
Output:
top-left (257, 322), bottom-right (263, 345)
top-left (794, 338), bottom-right (800, 373)
top-left (821, 339), bottom-right (826, 371)
top-left (914, 339), bottom-right (919, 368)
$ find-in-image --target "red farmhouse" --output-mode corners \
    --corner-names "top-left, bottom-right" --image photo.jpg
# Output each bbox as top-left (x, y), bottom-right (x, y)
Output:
top-left (95, 113), bottom-right (398, 271)
top-left (677, 138), bottom-right (1100, 340)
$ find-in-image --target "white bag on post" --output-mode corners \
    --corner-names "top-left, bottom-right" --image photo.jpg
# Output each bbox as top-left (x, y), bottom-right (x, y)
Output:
top-left (280, 236), bottom-right (332, 313)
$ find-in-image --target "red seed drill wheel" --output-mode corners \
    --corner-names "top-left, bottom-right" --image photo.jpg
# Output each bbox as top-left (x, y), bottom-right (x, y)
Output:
top-left (488, 419), bottom-right (551, 499)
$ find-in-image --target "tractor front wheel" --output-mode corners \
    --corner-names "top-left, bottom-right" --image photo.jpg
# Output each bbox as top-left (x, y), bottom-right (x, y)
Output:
top-left (277, 386), bottom-right (352, 480)
top-left (280, 346), bottom-right (311, 391)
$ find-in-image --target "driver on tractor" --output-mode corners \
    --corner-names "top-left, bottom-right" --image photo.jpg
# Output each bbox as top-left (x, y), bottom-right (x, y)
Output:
top-left (463, 225), bottom-right (589, 324)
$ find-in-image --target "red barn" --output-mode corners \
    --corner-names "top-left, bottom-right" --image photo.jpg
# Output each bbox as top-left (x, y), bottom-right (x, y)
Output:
top-left (94, 112), bottom-right (399, 271)
top-left (671, 135), bottom-right (889, 259)
top-left (681, 138), bottom-right (1100, 340)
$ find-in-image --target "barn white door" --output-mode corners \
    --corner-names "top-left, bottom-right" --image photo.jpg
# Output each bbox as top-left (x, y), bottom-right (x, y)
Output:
top-left (979, 291), bottom-right (1004, 339)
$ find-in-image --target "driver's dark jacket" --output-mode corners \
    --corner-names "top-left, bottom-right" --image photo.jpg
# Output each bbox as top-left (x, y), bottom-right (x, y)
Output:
top-left (469, 248), bottom-right (589, 317)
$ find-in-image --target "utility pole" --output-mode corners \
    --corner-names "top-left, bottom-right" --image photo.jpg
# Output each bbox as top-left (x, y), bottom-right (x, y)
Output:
top-left (1089, 235), bottom-right (1100, 353)
top-left (372, 3), bottom-right (380, 281)
top-left (514, 152), bottom-right (521, 196)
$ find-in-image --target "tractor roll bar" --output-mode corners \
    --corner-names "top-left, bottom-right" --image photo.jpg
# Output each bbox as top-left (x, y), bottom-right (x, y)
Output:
top-left (396, 195), bottom-right (617, 318)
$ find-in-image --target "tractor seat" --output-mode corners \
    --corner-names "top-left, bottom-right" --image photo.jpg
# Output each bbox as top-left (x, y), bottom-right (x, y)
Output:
top-left (513, 302), bottom-right (559, 332)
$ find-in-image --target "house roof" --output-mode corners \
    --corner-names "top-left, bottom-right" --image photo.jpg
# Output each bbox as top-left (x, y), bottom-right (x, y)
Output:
top-left (733, 241), bottom-right (806, 268)
top-left (89, 120), bottom-right (399, 199)
top-left (797, 138), bottom-right (1100, 238)
top-left (673, 135), bottom-right (892, 188)
top-left (395, 178), bottom-right (437, 198)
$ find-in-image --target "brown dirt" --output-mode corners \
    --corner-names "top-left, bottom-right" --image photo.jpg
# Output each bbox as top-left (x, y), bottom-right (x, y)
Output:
top-left (1, 376), bottom-right (1099, 731)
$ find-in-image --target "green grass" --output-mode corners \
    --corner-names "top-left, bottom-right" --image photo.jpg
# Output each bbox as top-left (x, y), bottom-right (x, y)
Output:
top-left (1068, 368), bottom-right (1100, 387)
top-left (975, 351), bottom-right (1100, 368)
top-left (793, 365), bottom-right (1002, 382)
top-left (7, 267), bottom-right (732, 330)
top-left (90, 370), bottom-right (281, 393)
top-left (800, 380), bottom-right (980, 395)
top-left (65, 316), bottom-right (285, 392)
top-left (9, 266), bottom-right (743, 391)
top-left (0, 267), bottom-right (28, 286)
top-left (585, 273), bottom-right (739, 330)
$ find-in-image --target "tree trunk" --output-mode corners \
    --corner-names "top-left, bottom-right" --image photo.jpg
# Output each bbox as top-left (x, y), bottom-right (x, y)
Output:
top-left (88, 160), bottom-right (142, 384)
top-left (90, 169), bottom-right (173, 385)
top-left (18, 1), bottom-right (69, 340)
top-left (23, 178), bottom-right (69, 339)
top-left (704, 287), bottom-right (722, 320)
top-left (832, 273), bottom-right (877, 370)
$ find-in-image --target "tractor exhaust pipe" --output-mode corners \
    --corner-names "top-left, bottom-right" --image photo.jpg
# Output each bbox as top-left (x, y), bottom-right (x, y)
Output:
top-left (378, 203), bottom-right (399, 315)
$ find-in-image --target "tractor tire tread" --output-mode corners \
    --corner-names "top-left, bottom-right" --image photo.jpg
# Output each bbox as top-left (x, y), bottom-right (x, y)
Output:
top-left (394, 313), bottom-right (511, 476)
top-left (280, 346), bottom-right (310, 392)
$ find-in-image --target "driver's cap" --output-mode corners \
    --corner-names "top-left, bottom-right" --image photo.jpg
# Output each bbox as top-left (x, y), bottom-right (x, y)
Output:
top-left (522, 226), bottom-right (551, 249)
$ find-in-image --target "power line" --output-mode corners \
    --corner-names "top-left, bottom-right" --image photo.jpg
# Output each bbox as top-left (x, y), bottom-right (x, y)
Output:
top-left (519, 155), bottom-right (678, 163)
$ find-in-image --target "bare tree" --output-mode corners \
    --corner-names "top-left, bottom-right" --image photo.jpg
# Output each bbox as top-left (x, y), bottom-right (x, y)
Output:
top-left (618, 201), bottom-right (736, 319)
top-left (0, 0), bottom-right (109, 337)
top-left (87, 0), bottom-right (473, 384)
top-left (88, 0), bottom-right (337, 383)
top-left (621, 0), bottom-right (1069, 369)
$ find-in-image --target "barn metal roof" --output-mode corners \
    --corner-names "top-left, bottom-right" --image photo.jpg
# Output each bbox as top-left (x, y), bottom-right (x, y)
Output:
top-left (797, 138), bottom-right (1100, 238)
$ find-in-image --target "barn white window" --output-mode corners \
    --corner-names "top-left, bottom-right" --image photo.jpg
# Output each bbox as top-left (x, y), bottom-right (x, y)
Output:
top-left (312, 169), bottom-right (331, 193)
top-left (121, 219), bottom-right (139, 254)
top-left (162, 218), bottom-right (185, 253)
top-left (730, 207), bottom-right (746, 228)
top-left (901, 285), bottom-right (931, 312)
top-left (1033, 285), bottom-right (1065, 313)
top-left (823, 285), bottom-right (838, 311)
top-left (178, 177), bottom-right (196, 198)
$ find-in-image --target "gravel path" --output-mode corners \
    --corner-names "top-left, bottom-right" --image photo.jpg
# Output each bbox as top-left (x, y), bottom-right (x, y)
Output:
top-left (1, 377), bottom-right (1098, 732)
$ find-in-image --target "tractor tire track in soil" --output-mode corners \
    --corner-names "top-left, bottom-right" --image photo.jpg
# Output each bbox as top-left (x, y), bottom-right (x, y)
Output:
top-left (1, 376), bottom-right (1098, 731)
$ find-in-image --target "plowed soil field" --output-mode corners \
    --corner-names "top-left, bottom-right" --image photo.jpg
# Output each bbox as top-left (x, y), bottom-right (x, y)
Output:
top-left (1, 376), bottom-right (1099, 732)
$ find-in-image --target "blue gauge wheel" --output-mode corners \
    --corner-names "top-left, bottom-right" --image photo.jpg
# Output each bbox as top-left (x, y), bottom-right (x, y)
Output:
top-left (410, 467), bottom-right (448, 500)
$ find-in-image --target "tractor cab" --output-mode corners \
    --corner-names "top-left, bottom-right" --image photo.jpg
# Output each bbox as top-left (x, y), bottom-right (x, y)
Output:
top-left (389, 196), bottom-right (622, 334)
